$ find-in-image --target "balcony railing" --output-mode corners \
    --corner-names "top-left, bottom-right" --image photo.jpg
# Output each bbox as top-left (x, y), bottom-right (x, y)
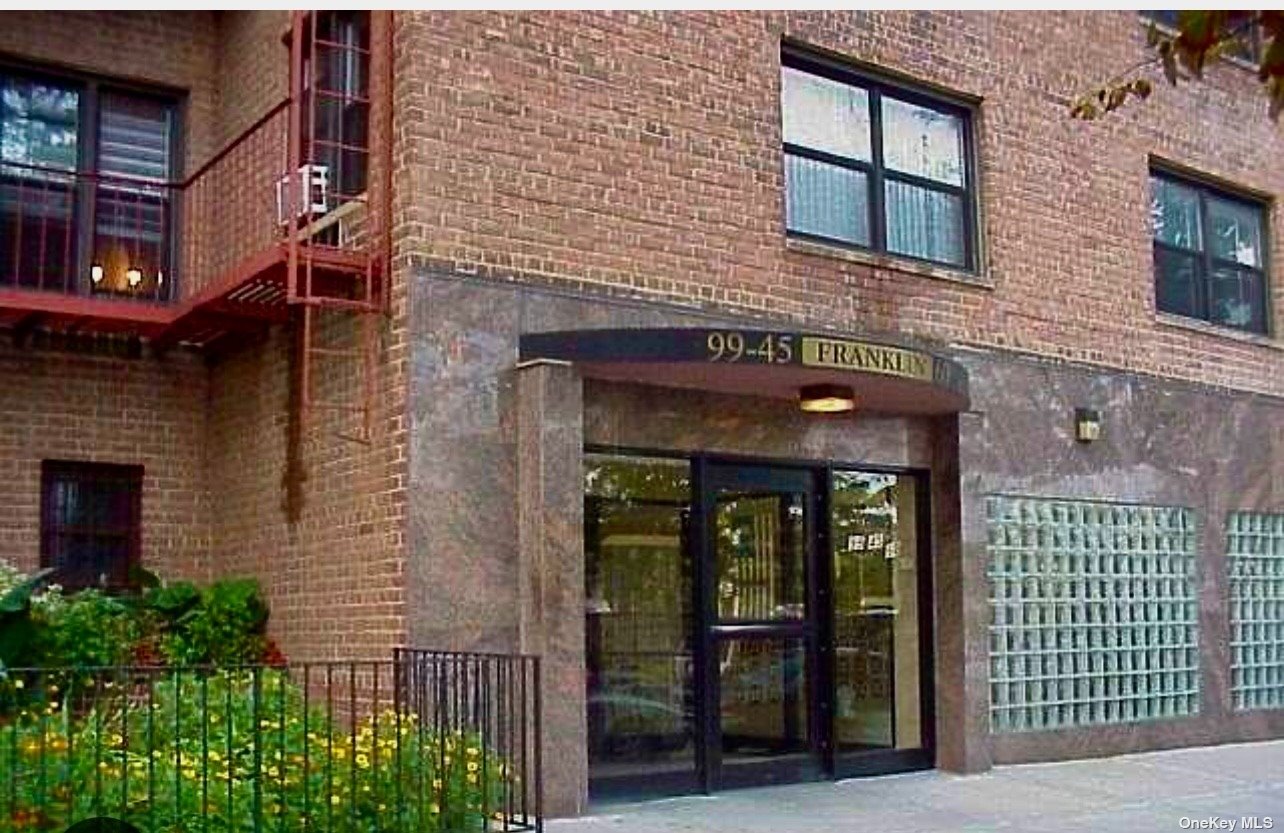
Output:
top-left (0, 97), bottom-right (370, 309)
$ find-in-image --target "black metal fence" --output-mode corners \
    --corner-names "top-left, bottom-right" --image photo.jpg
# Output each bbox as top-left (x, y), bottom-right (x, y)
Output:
top-left (0, 652), bottom-right (542, 832)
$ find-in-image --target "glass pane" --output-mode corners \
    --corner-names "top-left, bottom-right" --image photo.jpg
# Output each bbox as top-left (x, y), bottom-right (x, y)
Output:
top-left (0, 176), bottom-right (74, 290)
top-left (1154, 246), bottom-right (1201, 320)
top-left (98, 92), bottom-right (171, 181)
top-left (885, 180), bottom-right (964, 266)
top-left (0, 77), bottom-right (79, 171)
top-left (719, 638), bottom-right (810, 762)
top-left (781, 67), bottom-right (870, 161)
top-left (1208, 196), bottom-right (1262, 267)
top-left (584, 454), bottom-right (695, 782)
top-left (1210, 265), bottom-right (1266, 333)
top-left (785, 154), bottom-right (869, 245)
top-left (1151, 176), bottom-right (1202, 251)
top-left (715, 489), bottom-right (805, 621)
top-left (881, 96), bottom-right (964, 186)
top-left (831, 472), bottom-right (922, 751)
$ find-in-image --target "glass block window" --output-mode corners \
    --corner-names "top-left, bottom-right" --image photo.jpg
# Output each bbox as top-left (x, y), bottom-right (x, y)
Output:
top-left (781, 49), bottom-right (977, 271)
top-left (1150, 169), bottom-right (1269, 335)
top-left (1228, 512), bottom-right (1284, 711)
top-left (987, 496), bottom-right (1200, 732)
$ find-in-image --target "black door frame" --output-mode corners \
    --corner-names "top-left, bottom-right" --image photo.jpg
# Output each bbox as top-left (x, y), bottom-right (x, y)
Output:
top-left (699, 460), bottom-right (826, 790)
top-left (586, 447), bottom-right (936, 800)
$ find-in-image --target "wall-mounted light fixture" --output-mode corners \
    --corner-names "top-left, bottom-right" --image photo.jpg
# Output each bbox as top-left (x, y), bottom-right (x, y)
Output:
top-left (90, 263), bottom-right (104, 284)
top-left (1074, 407), bottom-right (1102, 443)
top-left (126, 268), bottom-right (143, 288)
top-left (799, 383), bottom-right (855, 414)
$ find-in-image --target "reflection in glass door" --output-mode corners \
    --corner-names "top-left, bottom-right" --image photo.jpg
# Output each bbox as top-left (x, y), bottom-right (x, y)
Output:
top-left (584, 452), bottom-right (932, 799)
top-left (584, 454), bottom-right (696, 792)
top-left (830, 470), bottom-right (929, 772)
top-left (706, 465), bottom-right (821, 787)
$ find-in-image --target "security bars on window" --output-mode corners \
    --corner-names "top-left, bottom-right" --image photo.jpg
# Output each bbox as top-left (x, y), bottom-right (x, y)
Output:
top-left (987, 496), bottom-right (1200, 732)
top-left (1228, 512), bottom-right (1284, 711)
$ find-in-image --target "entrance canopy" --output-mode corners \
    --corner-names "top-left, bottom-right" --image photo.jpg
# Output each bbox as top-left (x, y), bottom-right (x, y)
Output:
top-left (519, 327), bottom-right (970, 414)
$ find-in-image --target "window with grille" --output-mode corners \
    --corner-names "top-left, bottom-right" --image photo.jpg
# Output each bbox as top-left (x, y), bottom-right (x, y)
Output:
top-left (303, 11), bottom-right (370, 204)
top-left (40, 461), bottom-right (143, 592)
top-left (1150, 169), bottom-right (1269, 335)
top-left (0, 65), bottom-right (177, 299)
top-left (780, 48), bottom-right (979, 271)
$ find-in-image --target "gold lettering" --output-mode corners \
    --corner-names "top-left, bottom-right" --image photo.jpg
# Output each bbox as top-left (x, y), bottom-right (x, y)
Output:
top-left (800, 337), bottom-right (933, 382)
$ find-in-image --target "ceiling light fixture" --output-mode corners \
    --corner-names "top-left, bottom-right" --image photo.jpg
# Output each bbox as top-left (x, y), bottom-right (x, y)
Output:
top-left (799, 383), bottom-right (855, 414)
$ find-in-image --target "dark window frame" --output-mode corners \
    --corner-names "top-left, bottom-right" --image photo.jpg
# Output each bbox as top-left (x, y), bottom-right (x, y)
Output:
top-left (0, 56), bottom-right (184, 299)
top-left (781, 45), bottom-right (981, 273)
top-left (39, 460), bottom-right (143, 593)
top-left (1150, 166), bottom-right (1272, 336)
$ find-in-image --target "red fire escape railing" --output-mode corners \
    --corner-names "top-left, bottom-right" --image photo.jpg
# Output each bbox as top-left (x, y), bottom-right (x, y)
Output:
top-left (0, 10), bottom-right (391, 447)
top-left (0, 159), bottom-right (179, 303)
top-left (0, 10), bottom-right (389, 335)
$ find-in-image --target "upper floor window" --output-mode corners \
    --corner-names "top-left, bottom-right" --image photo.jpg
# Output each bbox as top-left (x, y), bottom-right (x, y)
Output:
top-left (303, 10), bottom-right (370, 202)
top-left (781, 52), bottom-right (978, 271)
top-left (1150, 169), bottom-right (1269, 334)
top-left (40, 460), bottom-right (143, 592)
top-left (0, 66), bottom-right (177, 298)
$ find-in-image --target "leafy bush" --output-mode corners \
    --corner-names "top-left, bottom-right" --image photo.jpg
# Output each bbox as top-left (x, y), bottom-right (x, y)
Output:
top-left (41, 590), bottom-right (138, 669)
top-left (160, 578), bottom-right (269, 667)
top-left (0, 562), bottom-right (275, 672)
top-left (0, 670), bottom-right (511, 832)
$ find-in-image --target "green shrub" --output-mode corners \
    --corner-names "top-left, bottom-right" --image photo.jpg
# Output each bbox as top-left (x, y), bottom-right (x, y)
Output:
top-left (0, 670), bottom-right (512, 832)
top-left (41, 590), bottom-right (138, 669)
top-left (161, 579), bottom-right (269, 667)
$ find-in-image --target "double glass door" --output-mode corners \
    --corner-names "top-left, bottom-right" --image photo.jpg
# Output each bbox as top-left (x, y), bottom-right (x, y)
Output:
top-left (585, 454), bottom-right (931, 799)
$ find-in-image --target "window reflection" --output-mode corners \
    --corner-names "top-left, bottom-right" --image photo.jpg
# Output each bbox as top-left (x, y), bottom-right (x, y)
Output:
top-left (831, 471), bottom-right (922, 751)
top-left (585, 454), bottom-right (695, 781)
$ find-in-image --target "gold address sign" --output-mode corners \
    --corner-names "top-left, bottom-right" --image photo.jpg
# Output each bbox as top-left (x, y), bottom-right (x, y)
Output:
top-left (519, 327), bottom-right (969, 401)
top-left (704, 330), bottom-right (935, 383)
top-left (798, 336), bottom-right (934, 382)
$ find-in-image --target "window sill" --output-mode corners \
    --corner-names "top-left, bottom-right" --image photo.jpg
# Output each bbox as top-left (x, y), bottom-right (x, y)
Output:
top-left (1155, 312), bottom-right (1280, 350)
top-left (785, 237), bottom-right (994, 290)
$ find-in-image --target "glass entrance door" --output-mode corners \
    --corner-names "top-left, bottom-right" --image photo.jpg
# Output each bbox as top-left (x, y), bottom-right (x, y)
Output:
top-left (584, 453), bottom-right (933, 800)
top-left (703, 464), bottom-right (822, 788)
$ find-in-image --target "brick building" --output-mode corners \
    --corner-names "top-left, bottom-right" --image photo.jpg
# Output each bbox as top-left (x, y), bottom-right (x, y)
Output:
top-left (0, 9), bottom-right (1281, 817)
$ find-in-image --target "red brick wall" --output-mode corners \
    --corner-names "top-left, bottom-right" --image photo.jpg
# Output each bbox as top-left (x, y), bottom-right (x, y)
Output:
top-left (215, 11), bottom-right (289, 146)
top-left (393, 10), bottom-right (1284, 396)
top-left (0, 343), bottom-right (210, 583)
top-left (205, 315), bottom-right (407, 663)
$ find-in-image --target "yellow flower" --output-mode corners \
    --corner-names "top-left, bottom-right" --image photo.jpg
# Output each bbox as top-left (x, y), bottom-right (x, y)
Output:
top-left (13, 679), bottom-right (23, 690)
top-left (467, 761), bottom-right (479, 773)
top-left (208, 751), bottom-right (221, 762)
top-left (356, 754), bottom-right (370, 769)
top-left (362, 785), bottom-right (372, 793)
top-left (267, 766), bottom-right (280, 777)
top-left (330, 795), bottom-right (342, 806)
top-left (468, 773), bottom-right (478, 785)
top-left (467, 747), bottom-right (480, 757)
top-left (378, 804), bottom-right (387, 812)
top-left (182, 768), bottom-right (197, 780)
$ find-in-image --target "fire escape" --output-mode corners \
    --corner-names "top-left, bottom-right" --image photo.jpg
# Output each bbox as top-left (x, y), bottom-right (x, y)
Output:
top-left (0, 10), bottom-right (392, 442)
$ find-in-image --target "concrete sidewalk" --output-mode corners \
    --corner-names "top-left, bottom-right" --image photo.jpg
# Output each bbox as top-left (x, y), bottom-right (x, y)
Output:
top-left (553, 741), bottom-right (1284, 833)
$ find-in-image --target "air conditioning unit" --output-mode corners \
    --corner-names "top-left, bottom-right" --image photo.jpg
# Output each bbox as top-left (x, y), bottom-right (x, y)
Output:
top-left (276, 164), bottom-right (330, 226)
